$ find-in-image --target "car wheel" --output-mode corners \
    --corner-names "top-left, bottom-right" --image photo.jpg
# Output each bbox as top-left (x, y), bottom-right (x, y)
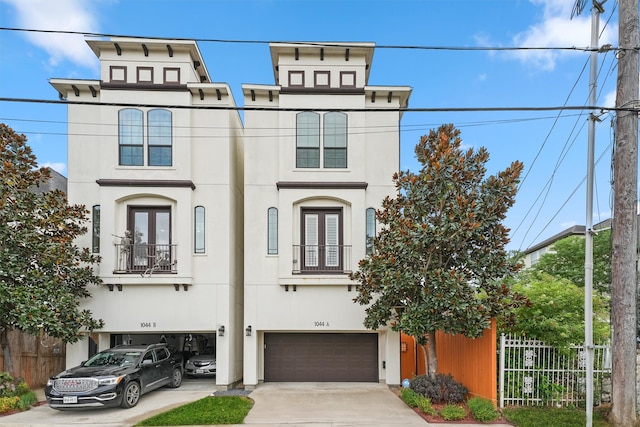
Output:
top-left (120, 381), bottom-right (141, 408)
top-left (168, 367), bottom-right (182, 388)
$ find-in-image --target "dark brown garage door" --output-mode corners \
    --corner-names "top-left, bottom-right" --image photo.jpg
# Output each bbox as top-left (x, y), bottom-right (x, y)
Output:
top-left (264, 333), bottom-right (378, 382)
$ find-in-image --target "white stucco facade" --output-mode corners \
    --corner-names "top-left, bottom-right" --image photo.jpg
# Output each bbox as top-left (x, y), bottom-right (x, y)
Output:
top-left (242, 43), bottom-right (411, 387)
top-left (53, 38), bottom-right (411, 388)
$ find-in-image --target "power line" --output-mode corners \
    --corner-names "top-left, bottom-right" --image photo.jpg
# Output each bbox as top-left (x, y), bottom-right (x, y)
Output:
top-left (0, 27), bottom-right (627, 53)
top-left (0, 97), bottom-right (630, 113)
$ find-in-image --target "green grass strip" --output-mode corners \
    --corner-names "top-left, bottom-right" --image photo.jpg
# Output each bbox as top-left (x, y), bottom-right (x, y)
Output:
top-left (503, 406), bottom-right (612, 427)
top-left (135, 396), bottom-right (253, 426)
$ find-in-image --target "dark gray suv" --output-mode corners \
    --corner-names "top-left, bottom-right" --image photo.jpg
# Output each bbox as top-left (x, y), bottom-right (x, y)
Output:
top-left (45, 343), bottom-right (183, 409)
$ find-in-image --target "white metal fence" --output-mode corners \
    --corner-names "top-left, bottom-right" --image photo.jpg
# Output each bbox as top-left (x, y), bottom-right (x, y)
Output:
top-left (499, 334), bottom-right (611, 408)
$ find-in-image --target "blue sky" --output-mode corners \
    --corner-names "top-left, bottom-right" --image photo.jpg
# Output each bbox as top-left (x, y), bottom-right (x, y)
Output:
top-left (0, 0), bottom-right (624, 252)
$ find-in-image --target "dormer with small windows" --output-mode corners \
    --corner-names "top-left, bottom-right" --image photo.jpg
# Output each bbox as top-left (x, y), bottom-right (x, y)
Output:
top-left (87, 37), bottom-right (211, 87)
top-left (270, 42), bottom-right (373, 92)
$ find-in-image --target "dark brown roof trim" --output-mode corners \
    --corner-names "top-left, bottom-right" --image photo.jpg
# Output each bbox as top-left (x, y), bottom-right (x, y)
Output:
top-left (96, 179), bottom-right (196, 190)
top-left (280, 87), bottom-right (364, 95)
top-left (276, 181), bottom-right (368, 190)
top-left (101, 82), bottom-right (188, 91)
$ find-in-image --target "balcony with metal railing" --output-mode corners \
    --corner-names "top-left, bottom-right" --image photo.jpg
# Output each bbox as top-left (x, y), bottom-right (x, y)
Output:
top-left (292, 245), bottom-right (352, 274)
top-left (113, 243), bottom-right (177, 275)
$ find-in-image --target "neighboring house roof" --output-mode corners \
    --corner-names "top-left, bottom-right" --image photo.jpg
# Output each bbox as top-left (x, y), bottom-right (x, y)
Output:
top-left (30, 168), bottom-right (67, 194)
top-left (523, 217), bottom-right (618, 256)
top-left (523, 225), bottom-right (586, 255)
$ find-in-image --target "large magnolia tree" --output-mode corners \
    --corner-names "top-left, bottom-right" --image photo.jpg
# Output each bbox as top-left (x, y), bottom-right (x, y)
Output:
top-left (0, 124), bottom-right (103, 375)
top-left (352, 124), bottom-right (527, 377)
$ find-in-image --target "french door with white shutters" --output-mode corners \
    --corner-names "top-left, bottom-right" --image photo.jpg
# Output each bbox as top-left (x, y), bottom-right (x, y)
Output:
top-left (301, 208), bottom-right (342, 272)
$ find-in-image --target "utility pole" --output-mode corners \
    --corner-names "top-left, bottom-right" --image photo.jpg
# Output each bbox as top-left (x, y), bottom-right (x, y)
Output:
top-left (610, 0), bottom-right (639, 425)
top-left (584, 2), bottom-right (603, 425)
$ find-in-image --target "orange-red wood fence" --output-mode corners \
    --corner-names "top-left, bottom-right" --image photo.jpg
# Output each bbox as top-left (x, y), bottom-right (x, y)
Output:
top-left (400, 319), bottom-right (497, 404)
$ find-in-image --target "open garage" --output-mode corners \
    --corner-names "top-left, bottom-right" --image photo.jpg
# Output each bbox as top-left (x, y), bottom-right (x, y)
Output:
top-left (264, 333), bottom-right (378, 382)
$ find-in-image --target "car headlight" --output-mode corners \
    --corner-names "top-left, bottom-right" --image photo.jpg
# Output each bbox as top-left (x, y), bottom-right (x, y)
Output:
top-left (46, 378), bottom-right (54, 386)
top-left (98, 376), bottom-right (124, 385)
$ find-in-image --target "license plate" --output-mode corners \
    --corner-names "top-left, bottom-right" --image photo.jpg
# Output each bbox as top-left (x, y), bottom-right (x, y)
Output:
top-left (63, 396), bottom-right (78, 404)
top-left (196, 369), bottom-right (204, 374)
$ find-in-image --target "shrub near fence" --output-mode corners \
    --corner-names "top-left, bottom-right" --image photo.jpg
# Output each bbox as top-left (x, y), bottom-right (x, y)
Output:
top-left (499, 334), bottom-right (611, 408)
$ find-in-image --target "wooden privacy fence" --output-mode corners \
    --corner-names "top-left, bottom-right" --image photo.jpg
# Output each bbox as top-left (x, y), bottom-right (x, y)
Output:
top-left (0, 328), bottom-right (66, 388)
top-left (498, 334), bottom-right (612, 408)
top-left (400, 319), bottom-right (497, 404)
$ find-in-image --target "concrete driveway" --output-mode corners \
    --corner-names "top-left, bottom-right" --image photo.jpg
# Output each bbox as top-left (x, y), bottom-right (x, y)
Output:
top-left (242, 382), bottom-right (426, 426)
top-left (0, 377), bottom-right (216, 427)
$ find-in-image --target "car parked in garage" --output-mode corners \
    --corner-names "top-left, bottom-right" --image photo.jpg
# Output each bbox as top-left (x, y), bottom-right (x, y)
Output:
top-left (184, 345), bottom-right (216, 377)
top-left (45, 343), bottom-right (183, 409)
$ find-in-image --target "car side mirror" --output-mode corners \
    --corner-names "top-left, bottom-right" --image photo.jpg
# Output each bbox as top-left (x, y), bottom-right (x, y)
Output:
top-left (141, 359), bottom-right (154, 366)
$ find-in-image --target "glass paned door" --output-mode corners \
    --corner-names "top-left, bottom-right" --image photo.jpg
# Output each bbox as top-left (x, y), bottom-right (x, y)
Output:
top-left (129, 207), bottom-right (171, 271)
top-left (301, 208), bottom-right (342, 272)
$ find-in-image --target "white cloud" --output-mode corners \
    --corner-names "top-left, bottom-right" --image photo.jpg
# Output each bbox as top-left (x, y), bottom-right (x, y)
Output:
top-left (602, 88), bottom-right (616, 109)
top-left (41, 162), bottom-right (67, 175)
top-left (1, 0), bottom-right (99, 69)
top-left (509, 0), bottom-right (617, 71)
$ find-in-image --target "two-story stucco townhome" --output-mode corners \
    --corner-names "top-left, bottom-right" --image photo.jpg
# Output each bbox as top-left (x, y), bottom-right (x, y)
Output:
top-left (50, 38), bottom-right (245, 388)
top-left (242, 43), bottom-right (411, 387)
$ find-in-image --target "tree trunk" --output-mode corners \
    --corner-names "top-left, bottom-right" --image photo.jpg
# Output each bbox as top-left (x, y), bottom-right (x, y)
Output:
top-left (426, 330), bottom-right (438, 378)
top-left (1, 327), bottom-right (15, 376)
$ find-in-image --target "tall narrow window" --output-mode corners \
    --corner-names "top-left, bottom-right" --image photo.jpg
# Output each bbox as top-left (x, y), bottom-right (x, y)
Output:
top-left (148, 109), bottom-right (172, 166)
top-left (267, 207), bottom-right (278, 254)
top-left (324, 112), bottom-right (347, 168)
top-left (92, 205), bottom-right (100, 253)
top-left (366, 208), bottom-right (376, 255)
top-left (194, 206), bottom-right (205, 254)
top-left (296, 112), bottom-right (320, 168)
top-left (119, 108), bottom-right (143, 166)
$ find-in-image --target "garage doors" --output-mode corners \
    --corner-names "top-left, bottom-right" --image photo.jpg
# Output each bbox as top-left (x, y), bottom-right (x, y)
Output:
top-left (264, 333), bottom-right (378, 382)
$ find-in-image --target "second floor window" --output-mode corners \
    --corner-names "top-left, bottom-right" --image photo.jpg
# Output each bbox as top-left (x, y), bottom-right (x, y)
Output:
top-left (366, 207), bottom-right (376, 255)
top-left (119, 108), bottom-right (173, 167)
top-left (296, 112), bottom-right (347, 169)
top-left (268, 207), bottom-right (278, 255)
top-left (92, 205), bottom-right (100, 253)
top-left (194, 206), bottom-right (205, 254)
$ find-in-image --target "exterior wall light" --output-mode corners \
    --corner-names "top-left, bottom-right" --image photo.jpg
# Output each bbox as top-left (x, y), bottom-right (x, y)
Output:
top-left (218, 325), bottom-right (225, 337)
top-left (245, 325), bottom-right (252, 336)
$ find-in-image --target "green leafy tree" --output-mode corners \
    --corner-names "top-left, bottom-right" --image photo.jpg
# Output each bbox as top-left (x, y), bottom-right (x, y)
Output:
top-left (532, 230), bottom-right (611, 294)
top-left (0, 124), bottom-right (103, 375)
top-left (351, 124), bottom-right (527, 377)
top-left (500, 271), bottom-right (610, 347)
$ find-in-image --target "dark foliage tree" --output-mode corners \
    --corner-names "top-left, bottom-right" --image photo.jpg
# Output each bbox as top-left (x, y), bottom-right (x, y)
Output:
top-left (351, 124), bottom-right (527, 377)
top-left (0, 124), bottom-right (103, 375)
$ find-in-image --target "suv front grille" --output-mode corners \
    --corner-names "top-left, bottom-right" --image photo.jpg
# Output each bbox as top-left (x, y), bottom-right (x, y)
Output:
top-left (54, 378), bottom-right (99, 392)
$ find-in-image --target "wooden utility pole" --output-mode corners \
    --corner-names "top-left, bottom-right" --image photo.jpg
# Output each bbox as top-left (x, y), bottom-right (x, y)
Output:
top-left (611, 0), bottom-right (639, 424)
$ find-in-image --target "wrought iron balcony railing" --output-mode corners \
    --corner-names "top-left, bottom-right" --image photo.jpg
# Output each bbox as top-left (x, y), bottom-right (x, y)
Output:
top-left (292, 245), bottom-right (352, 274)
top-left (113, 243), bottom-right (177, 275)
